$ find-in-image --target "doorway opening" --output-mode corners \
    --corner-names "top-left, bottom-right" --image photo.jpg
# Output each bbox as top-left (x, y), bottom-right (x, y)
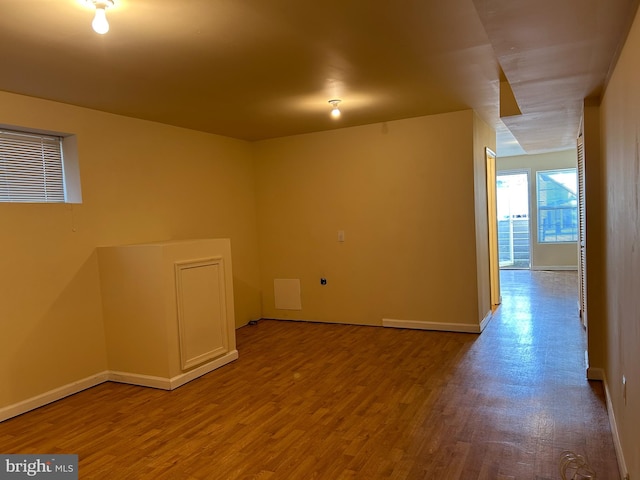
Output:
top-left (497, 171), bottom-right (531, 269)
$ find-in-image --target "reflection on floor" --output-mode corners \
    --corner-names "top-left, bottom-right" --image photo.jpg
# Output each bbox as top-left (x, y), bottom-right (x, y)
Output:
top-left (486, 269), bottom-right (617, 477)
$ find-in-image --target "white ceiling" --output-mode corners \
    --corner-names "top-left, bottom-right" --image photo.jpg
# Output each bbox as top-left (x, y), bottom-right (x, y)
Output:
top-left (0, 0), bottom-right (637, 156)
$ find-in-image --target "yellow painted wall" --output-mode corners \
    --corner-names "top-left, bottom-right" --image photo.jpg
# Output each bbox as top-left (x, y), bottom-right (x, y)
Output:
top-left (0, 91), bottom-right (261, 408)
top-left (600, 5), bottom-right (640, 477)
top-left (0, 92), bottom-right (496, 414)
top-left (254, 111), bottom-right (492, 328)
top-left (582, 103), bottom-right (606, 373)
top-left (497, 150), bottom-right (579, 269)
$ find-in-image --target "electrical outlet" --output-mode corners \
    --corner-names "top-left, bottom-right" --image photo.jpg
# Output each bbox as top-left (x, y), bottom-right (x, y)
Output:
top-left (622, 375), bottom-right (627, 406)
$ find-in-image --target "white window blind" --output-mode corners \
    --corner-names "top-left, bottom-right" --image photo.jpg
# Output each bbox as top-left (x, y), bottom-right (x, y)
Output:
top-left (0, 129), bottom-right (65, 203)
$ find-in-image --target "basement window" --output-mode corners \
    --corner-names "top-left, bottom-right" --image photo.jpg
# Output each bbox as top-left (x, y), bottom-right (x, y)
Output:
top-left (0, 127), bottom-right (81, 203)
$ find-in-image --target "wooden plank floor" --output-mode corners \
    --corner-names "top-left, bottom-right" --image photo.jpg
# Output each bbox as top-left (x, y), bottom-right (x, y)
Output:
top-left (0, 271), bottom-right (619, 479)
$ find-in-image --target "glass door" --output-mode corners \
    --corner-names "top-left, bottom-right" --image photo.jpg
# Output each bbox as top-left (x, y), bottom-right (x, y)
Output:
top-left (496, 171), bottom-right (531, 269)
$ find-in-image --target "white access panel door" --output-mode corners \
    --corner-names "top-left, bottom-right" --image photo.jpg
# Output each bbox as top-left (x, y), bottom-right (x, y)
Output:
top-left (175, 258), bottom-right (229, 370)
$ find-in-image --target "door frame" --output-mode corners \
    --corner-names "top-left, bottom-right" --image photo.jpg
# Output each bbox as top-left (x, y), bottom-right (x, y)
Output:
top-left (577, 133), bottom-right (587, 329)
top-left (486, 147), bottom-right (501, 308)
top-left (496, 169), bottom-right (532, 269)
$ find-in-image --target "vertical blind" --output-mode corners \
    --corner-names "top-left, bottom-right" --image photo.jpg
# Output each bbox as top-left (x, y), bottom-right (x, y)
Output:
top-left (0, 129), bottom-right (65, 203)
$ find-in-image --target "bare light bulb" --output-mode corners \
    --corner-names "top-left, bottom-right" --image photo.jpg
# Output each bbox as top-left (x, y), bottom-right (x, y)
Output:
top-left (329, 100), bottom-right (342, 119)
top-left (92, 7), bottom-right (110, 34)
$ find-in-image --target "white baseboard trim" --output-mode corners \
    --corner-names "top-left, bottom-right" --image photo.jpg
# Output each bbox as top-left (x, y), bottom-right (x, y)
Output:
top-left (109, 351), bottom-right (239, 390)
top-left (169, 350), bottom-right (238, 389)
top-left (600, 372), bottom-right (628, 479)
top-left (107, 370), bottom-right (174, 390)
top-left (382, 318), bottom-right (482, 334)
top-left (531, 266), bottom-right (578, 271)
top-left (479, 310), bottom-right (493, 332)
top-left (0, 351), bottom-right (239, 423)
top-left (0, 371), bottom-right (109, 423)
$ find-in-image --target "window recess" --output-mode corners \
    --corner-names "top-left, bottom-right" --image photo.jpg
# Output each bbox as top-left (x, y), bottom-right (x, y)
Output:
top-left (0, 128), bottom-right (81, 204)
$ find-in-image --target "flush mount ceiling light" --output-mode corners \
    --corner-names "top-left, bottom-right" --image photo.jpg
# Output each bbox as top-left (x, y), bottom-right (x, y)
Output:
top-left (86, 0), bottom-right (114, 34)
top-left (328, 99), bottom-right (342, 119)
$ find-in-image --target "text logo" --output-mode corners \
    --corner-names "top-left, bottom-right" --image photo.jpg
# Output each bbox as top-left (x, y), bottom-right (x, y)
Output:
top-left (0, 455), bottom-right (77, 479)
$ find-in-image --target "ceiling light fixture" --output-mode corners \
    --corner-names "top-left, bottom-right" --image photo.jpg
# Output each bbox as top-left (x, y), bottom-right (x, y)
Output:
top-left (87, 0), bottom-right (114, 34)
top-left (328, 99), bottom-right (342, 119)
